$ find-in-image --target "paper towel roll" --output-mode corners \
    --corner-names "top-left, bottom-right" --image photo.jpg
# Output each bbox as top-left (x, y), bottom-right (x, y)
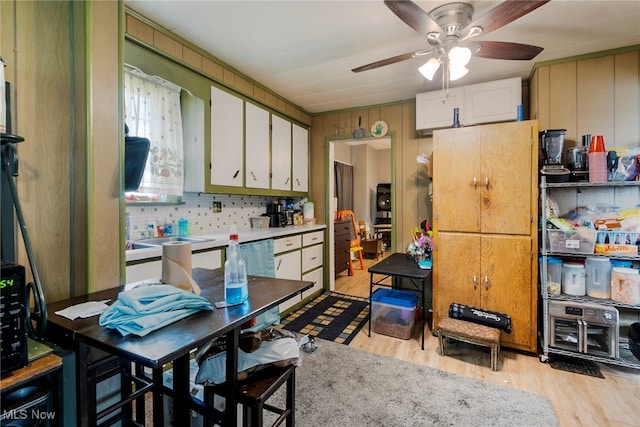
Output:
top-left (162, 242), bottom-right (201, 294)
top-left (303, 201), bottom-right (314, 220)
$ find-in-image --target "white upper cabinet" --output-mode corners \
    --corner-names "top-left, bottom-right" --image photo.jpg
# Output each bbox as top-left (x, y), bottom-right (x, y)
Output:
top-left (463, 77), bottom-right (521, 126)
top-left (292, 124), bottom-right (309, 192)
top-left (416, 77), bottom-right (521, 132)
top-left (182, 93), bottom-right (205, 193)
top-left (245, 102), bottom-right (271, 189)
top-left (271, 115), bottom-right (292, 191)
top-left (416, 87), bottom-right (464, 131)
top-left (205, 86), bottom-right (309, 194)
top-left (210, 86), bottom-right (244, 187)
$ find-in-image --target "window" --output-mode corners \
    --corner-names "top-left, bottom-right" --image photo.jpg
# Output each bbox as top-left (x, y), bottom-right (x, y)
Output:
top-left (123, 66), bottom-right (184, 202)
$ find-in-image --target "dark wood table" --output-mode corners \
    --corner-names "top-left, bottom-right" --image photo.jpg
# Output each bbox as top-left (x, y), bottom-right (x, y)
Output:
top-left (368, 253), bottom-right (432, 350)
top-left (45, 268), bottom-right (312, 426)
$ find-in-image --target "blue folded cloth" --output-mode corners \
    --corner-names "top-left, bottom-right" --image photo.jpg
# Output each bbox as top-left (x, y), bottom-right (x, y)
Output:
top-left (99, 284), bottom-right (213, 337)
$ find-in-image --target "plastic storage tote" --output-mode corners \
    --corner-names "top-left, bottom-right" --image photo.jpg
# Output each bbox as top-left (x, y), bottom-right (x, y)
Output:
top-left (371, 288), bottom-right (418, 340)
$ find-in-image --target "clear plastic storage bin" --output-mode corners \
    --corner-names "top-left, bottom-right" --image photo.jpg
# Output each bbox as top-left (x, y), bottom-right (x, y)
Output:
top-left (547, 228), bottom-right (597, 254)
top-left (371, 288), bottom-right (418, 340)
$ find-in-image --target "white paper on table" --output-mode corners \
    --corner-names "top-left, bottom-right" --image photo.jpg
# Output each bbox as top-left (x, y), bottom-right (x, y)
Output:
top-left (54, 300), bottom-right (111, 320)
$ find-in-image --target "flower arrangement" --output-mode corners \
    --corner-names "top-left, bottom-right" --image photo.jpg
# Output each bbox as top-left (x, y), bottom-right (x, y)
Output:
top-left (407, 222), bottom-right (433, 263)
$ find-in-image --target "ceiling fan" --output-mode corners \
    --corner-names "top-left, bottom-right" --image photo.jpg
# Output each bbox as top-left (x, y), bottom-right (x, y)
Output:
top-left (352, 0), bottom-right (549, 81)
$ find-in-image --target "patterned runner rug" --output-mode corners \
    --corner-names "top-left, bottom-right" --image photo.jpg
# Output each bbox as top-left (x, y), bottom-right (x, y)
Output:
top-left (279, 291), bottom-right (369, 345)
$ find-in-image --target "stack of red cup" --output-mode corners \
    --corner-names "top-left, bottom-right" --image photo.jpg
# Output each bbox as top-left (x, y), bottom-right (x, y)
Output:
top-left (589, 135), bottom-right (607, 182)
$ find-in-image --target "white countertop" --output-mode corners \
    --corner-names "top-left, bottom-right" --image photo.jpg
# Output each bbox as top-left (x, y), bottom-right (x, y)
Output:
top-left (125, 224), bottom-right (326, 263)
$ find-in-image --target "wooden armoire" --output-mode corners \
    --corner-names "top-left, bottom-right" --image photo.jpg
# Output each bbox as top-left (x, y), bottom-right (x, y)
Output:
top-left (432, 120), bottom-right (539, 353)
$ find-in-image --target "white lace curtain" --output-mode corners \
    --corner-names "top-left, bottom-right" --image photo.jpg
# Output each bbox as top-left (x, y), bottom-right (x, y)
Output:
top-left (124, 67), bottom-right (184, 196)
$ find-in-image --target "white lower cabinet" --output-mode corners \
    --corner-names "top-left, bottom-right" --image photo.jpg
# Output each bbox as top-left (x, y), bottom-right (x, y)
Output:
top-left (125, 249), bottom-right (222, 284)
top-left (125, 259), bottom-right (162, 284)
top-left (274, 250), bottom-right (302, 312)
top-left (273, 230), bottom-right (325, 313)
top-left (192, 249), bottom-right (223, 270)
top-left (301, 230), bottom-right (324, 299)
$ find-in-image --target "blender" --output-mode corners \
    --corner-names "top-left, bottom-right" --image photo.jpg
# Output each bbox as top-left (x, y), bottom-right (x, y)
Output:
top-left (539, 129), bottom-right (570, 182)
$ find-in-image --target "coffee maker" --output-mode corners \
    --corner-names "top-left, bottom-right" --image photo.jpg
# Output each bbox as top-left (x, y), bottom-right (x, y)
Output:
top-left (539, 129), bottom-right (570, 182)
top-left (265, 201), bottom-right (286, 227)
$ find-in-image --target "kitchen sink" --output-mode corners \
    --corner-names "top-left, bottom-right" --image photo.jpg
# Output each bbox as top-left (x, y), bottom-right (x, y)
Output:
top-left (135, 236), bottom-right (214, 246)
top-left (126, 236), bottom-right (214, 251)
top-left (127, 242), bottom-right (157, 250)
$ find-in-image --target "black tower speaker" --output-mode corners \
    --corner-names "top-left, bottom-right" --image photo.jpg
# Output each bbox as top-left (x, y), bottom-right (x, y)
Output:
top-left (376, 183), bottom-right (391, 212)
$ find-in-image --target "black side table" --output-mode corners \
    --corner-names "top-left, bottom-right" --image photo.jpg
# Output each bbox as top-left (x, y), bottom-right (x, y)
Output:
top-left (368, 253), bottom-right (432, 350)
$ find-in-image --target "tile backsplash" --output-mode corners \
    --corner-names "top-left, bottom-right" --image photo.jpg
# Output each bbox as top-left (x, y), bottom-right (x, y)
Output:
top-left (126, 193), bottom-right (302, 239)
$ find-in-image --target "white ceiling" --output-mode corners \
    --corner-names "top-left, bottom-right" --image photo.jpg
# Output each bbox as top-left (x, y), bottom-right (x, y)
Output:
top-left (125, 1), bottom-right (640, 114)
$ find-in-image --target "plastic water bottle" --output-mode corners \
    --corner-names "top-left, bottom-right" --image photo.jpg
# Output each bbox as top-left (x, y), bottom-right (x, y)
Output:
top-left (224, 225), bottom-right (248, 305)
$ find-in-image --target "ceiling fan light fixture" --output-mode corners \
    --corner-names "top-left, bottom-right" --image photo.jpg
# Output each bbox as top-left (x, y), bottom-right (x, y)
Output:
top-left (448, 46), bottom-right (471, 67)
top-left (418, 57), bottom-right (441, 80)
top-left (465, 26), bottom-right (483, 39)
top-left (449, 64), bottom-right (469, 81)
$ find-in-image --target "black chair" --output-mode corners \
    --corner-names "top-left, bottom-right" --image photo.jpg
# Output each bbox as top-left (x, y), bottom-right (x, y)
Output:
top-left (204, 364), bottom-right (296, 427)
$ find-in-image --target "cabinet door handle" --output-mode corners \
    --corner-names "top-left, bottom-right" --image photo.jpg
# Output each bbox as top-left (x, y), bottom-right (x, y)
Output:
top-left (310, 256), bottom-right (317, 260)
top-left (296, 178), bottom-right (301, 186)
top-left (233, 170), bottom-right (240, 179)
top-left (485, 177), bottom-right (489, 190)
top-left (251, 171), bottom-right (257, 181)
top-left (473, 275), bottom-right (477, 289)
top-left (285, 177), bottom-right (290, 185)
top-left (484, 275), bottom-right (489, 290)
top-left (277, 259), bottom-right (282, 271)
top-left (473, 177), bottom-right (477, 190)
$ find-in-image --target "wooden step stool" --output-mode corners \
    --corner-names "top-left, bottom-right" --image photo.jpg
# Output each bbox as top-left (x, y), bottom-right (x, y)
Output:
top-left (437, 316), bottom-right (501, 371)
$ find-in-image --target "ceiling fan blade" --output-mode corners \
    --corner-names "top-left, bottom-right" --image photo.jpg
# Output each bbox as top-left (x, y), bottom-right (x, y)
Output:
top-left (467, 41), bottom-right (544, 61)
top-left (352, 50), bottom-right (431, 73)
top-left (466, 0), bottom-right (549, 37)
top-left (384, 0), bottom-right (441, 37)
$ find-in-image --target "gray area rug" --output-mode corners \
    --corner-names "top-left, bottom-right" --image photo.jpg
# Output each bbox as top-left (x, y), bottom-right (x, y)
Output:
top-left (267, 339), bottom-right (559, 427)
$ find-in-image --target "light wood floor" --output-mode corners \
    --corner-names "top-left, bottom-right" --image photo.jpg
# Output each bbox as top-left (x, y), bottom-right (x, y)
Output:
top-left (334, 251), bottom-right (640, 427)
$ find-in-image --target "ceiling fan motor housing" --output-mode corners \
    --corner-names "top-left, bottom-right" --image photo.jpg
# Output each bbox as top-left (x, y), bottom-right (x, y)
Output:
top-left (429, 2), bottom-right (474, 36)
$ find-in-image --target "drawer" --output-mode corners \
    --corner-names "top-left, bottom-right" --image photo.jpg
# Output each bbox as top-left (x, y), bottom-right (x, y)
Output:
top-left (302, 244), bottom-right (323, 271)
top-left (303, 230), bottom-right (324, 247)
top-left (274, 235), bottom-right (302, 254)
top-left (335, 234), bottom-right (351, 250)
top-left (302, 266), bottom-right (324, 299)
top-left (335, 253), bottom-right (349, 274)
top-left (334, 221), bottom-right (351, 237)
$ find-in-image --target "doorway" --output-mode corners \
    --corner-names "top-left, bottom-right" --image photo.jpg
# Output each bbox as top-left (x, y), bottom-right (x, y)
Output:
top-left (326, 135), bottom-right (394, 292)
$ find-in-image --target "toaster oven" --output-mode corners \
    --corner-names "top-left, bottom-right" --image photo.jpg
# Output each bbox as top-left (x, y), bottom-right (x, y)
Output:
top-left (548, 300), bottom-right (619, 359)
